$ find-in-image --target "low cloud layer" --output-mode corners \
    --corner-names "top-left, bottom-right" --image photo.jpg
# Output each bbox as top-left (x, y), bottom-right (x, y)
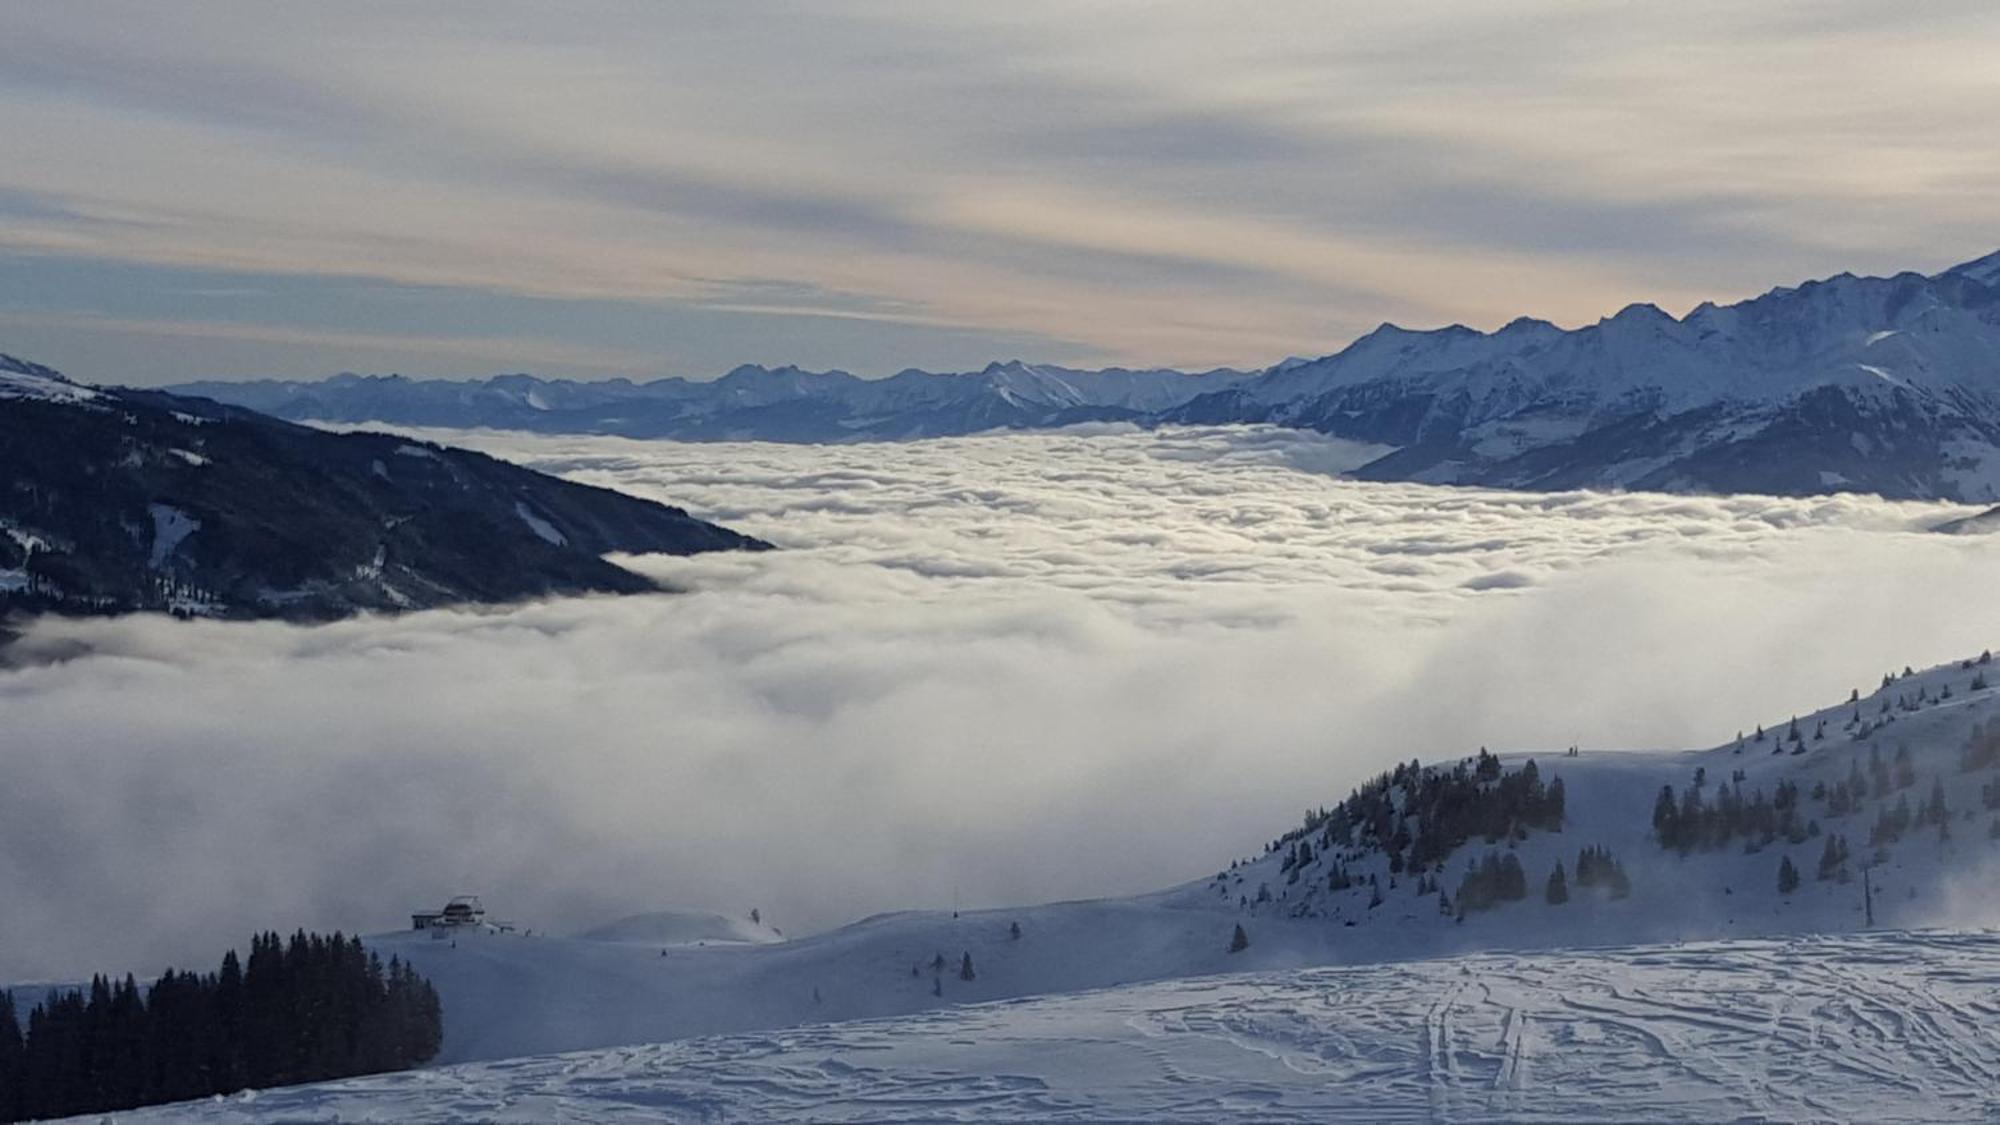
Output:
top-left (3, 426), bottom-right (1995, 980)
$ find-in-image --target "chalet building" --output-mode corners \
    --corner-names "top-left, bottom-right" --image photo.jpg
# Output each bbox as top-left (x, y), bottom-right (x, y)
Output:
top-left (411, 895), bottom-right (486, 930)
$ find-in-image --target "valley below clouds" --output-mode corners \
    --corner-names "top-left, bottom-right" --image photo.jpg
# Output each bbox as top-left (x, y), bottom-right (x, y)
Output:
top-left (4, 425), bottom-right (1995, 980)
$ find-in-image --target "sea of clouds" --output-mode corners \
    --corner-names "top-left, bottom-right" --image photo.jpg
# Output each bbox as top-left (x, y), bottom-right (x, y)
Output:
top-left (3, 425), bottom-right (1995, 980)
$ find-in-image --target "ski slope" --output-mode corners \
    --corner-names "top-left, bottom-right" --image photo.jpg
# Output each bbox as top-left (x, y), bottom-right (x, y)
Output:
top-left (94, 929), bottom-right (2000, 1123)
top-left (323, 648), bottom-right (2000, 1069)
top-left (31, 650), bottom-right (2000, 1120)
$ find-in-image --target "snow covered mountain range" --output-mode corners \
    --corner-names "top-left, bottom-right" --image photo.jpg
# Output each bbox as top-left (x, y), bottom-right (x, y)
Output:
top-left (170, 249), bottom-right (2000, 501)
top-left (1169, 250), bottom-right (2000, 501)
top-left (0, 354), bottom-right (765, 621)
top-left (172, 361), bottom-right (1251, 444)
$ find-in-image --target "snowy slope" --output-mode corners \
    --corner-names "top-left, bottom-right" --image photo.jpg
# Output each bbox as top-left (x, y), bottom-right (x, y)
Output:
top-left (294, 647), bottom-right (2000, 1071)
top-left (29, 649), bottom-right (2000, 1120)
top-left (0, 353), bottom-right (102, 403)
top-left (93, 929), bottom-right (2000, 1123)
top-left (571, 910), bottom-right (785, 946)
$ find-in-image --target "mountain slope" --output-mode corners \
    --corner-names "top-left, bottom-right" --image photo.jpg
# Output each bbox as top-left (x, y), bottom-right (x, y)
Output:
top-left (0, 354), bottom-right (767, 621)
top-left (14, 649), bottom-right (1999, 1115)
top-left (102, 929), bottom-right (2000, 1124)
top-left (290, 647), bottom-right (2000, 1068)
top-left (171, 361), bottom-right (1251, 443)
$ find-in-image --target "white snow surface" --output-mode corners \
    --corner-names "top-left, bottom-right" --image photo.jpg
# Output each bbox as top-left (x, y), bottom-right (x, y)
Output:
top-left (0, 367), bottom-right (99, 403)
top-left (89, 930), bottom-right (2000, 1123)
top-left (146, 504), bottom-right (201, 570)
top-left (571, 909), bottom-right (784, 946)
top-left (512, 501), bottom-right (567, 546)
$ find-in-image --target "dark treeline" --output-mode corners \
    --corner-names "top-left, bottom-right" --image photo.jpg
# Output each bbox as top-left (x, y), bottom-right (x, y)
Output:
top-left (1454, 851), bottom-right (1529, 915)
top-left (0, 931), bottom-right (442, 1122)
top-left (1651, 775), bottom-right (1810, 853)
top-left (1572, 845), bottom-right (1631, 898)
top-left (1279, 751), bottom-right (1565, 877)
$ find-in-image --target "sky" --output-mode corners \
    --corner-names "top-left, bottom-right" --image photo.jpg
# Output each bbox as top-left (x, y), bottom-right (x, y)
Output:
top-left (1, 2), bottom-right (1998, 384)
top-left (4, 425), bottom-right (1996, 981)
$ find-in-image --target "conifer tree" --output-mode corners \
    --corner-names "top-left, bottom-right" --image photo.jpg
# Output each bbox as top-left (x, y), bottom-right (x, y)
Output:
top-left (1229, 924), bottom-right (1250, 953)
top-left (0, 990), bottom-right (21, 1124)
top-left (1652, 785), bottom-right (1680, 848)
top-left (959, 953), bottom-right (976, 981)
top-left (1777, 855), bottom-right (1800, 895)
top-left (1546, 862), bottom-right (1569, 905)
top-left (2, 932), bottom-right (442, 1122)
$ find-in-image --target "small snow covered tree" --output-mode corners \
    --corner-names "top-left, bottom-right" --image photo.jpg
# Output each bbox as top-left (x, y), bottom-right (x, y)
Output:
top-left (1777, 855), bottom-right (1800, 895)
top-left (1545, 862), bottom-right (1568, 905)
top-left (1229, 924), bottom-right (1249, 953)
top-left (959, 952), bottom-right (976, 981)
top-left (1009, 921), bottom-right (1022, 941)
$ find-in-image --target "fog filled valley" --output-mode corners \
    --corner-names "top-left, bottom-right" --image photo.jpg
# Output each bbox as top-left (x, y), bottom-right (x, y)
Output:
top-left (6, 425), bottom-right (1998, 983)
top-left (8, 424), bottom-right (2000, 1121)
top-left (13, 3), bottom-right (2000, 1118)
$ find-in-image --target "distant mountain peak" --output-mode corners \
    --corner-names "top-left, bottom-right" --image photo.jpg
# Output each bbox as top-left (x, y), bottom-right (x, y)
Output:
top-left (1603, 301), bottom-right (1673, 325)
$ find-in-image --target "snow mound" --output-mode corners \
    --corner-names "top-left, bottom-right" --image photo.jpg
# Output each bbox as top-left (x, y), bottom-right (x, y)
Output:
top-left (572, 910), bottom-right (783, 947)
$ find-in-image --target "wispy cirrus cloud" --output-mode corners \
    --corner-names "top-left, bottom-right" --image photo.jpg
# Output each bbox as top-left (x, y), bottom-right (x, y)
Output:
top-left (1, 2), bottom-right (1997, 381)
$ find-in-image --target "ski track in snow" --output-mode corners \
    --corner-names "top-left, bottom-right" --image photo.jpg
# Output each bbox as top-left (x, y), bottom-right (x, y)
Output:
top-left (96, 930), bottom-right (2000, 1123)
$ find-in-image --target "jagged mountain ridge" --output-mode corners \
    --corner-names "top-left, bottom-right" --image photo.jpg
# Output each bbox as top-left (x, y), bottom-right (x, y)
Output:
top-left (1165, 250), bottom-right (2000, 500)
top-left (172, 361), bottom-right (1253, 443)
top-left (168, 249), bottom-right (2000, 500)
top-left (0, 354), bottom-right (767, 621)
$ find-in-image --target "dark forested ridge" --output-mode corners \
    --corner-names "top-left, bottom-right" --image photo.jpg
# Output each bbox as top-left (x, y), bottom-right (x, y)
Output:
top-left (1217, 750), bottom-right (1602, 924)
top-left (0, 353), bottom-right (768, 623)
top-left (0, 932), bottom-right (442, 1122)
